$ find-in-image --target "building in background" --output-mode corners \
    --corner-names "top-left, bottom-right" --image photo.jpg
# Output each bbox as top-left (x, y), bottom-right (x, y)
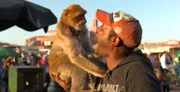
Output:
top-left (25, 19), bottom-right (180, 60)
top-left (25, 30), bottom-right (57, 52)
top-left (140, 40), bottom-right (180, 63)
top-left (0, 41), bottom-right (21, 48)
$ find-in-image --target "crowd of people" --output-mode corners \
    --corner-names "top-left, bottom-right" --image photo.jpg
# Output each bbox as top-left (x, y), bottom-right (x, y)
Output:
top-left (0, 52), bottom-right (50, 92)
top-left (148, 51), bottom-right (180, 92)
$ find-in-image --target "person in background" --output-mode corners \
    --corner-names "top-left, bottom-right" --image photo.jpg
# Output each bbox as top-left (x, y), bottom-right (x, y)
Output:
top-left (2, 56), bottom-right (14, 92)
top-left (0, 57), bottom-right (4, 84)
top-left (152, 56), bottom-right (163, 81)
top-left (160, 51), bottom-right (171, 92)
top-left (39, 54), bottom-right (48, 68)
top-left (160, 51), bottom-right (170, 70)
top-left (29, 54), bottom-right (39, 67)
top-left (174, 56), bottom-right (180, 86)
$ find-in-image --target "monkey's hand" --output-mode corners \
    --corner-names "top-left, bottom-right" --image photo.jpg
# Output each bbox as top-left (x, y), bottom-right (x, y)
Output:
top-left (87, 53), bottom-right (108, 71)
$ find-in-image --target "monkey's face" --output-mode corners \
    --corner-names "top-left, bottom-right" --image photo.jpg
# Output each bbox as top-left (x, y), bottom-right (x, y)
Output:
top-left (72, 14), bottom-right (87, 31)
top-left (62, 4), bottom-right (87, 31)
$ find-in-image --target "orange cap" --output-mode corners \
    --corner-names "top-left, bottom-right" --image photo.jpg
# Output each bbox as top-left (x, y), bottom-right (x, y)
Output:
top-left (96, 9), bottom-right (142, 48)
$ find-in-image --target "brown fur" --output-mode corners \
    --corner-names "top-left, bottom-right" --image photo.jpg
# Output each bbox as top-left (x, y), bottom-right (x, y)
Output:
top-left (48, 4), bottom-right (107, 92)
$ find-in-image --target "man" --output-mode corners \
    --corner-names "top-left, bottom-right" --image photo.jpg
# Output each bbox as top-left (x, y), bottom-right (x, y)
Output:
top-left (160, 51), bottom-right (171, 92)
top-left (29, 54), bottom-right (38, 66)
top-left (51, 9), bottom-right (161, 92)
top-left (160, 51), bottom-right (169, 69)
top-left (174, 57), bottom-right (180, 86)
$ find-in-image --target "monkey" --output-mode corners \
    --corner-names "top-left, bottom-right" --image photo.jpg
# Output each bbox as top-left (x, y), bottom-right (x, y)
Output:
top-left (48, 4), bottom-right (107, 92)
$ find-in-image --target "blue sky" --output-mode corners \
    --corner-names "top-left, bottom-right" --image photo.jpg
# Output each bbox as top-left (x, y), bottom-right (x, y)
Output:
top-left (0, 0), bottom-right (180, 45)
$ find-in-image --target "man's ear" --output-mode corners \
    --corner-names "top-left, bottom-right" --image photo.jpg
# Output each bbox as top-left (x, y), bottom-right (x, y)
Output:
top-left (109, 36), bottom-right (121, 46)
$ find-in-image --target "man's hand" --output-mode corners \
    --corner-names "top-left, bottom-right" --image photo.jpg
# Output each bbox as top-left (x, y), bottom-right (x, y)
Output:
top-left (49, 72), bottom-right (70, 91)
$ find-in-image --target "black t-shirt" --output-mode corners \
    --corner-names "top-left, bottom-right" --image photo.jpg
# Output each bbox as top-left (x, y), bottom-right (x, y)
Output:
top-left (95, 50), bottom-right (161, 92)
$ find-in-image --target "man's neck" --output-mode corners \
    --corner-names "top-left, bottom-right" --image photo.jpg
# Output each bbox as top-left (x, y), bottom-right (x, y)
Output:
top-left (105, 53), bottom-right (127, 70)
top-left (104, 47), bottom-right (133, 70)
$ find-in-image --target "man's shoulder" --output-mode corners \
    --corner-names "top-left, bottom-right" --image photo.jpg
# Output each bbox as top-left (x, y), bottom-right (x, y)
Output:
top-left (126, 50), bottom-right (147, 61)
top-left (123, 50), bottom-right (151, 68)
top-left (120, 50), bottom-right (154, 75)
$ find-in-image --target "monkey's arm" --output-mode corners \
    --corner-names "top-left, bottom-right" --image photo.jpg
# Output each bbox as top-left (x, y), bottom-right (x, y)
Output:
top-left (58, 28), bottom-right (107, 77)
top-left (79, 28), bottom-right (107, 70)
top-left (79, 27), bottom-right (95, 53)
